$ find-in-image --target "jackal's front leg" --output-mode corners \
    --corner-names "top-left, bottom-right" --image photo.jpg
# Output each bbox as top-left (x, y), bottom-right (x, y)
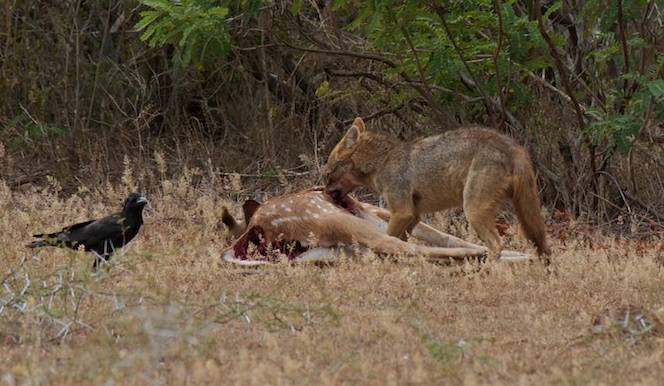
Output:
top-left (387, 211), bottom-right (416, 241)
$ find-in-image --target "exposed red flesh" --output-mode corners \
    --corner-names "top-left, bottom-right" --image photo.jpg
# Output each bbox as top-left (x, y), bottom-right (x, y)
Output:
top-left (322, 190), bottom-right (360, 215)
top-left (232, 225), bottom-right (309, 261)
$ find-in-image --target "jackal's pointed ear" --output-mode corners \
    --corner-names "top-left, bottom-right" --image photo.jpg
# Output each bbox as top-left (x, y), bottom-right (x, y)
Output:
top-left (343, 125), bottom-right (360, 149)
top-left (352, 117), bottom-right (366, 132)
top-left (242, 199), bottom-right (261, 226)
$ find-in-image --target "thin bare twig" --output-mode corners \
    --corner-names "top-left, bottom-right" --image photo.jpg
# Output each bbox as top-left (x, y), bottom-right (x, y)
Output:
top-left (216, 170), bottom-right (313, 179)
top-left (627, 97), bottom-right (657, 195)
top-left (492, 0), bottom-right (507, 129)
top-left (326, 69), bottom-right (480, 102)
top-left (616, 0), bottom-right (637, 105)
top-left (259, 15), bottom-right (275, 161)
top-left (534, 1), bottom-right (586, 130)
top-left (279, 40), bottom-right (398, 68)
top-left (342, 103), bottom-right (405, 125)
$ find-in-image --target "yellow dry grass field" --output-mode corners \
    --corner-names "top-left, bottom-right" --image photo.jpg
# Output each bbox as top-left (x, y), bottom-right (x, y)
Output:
top-left (1, 174), bottom-right (663, 386)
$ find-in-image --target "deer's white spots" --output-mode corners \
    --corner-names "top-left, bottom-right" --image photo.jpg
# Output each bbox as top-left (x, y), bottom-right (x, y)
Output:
top-left (259, 193), bottom-right (346, 228)
top-left (319, 201), bottom-right (338, 213)
top-left (261, 203), bottom-right (279, 215)
top-left (271, 216), bottom-right (303, 226)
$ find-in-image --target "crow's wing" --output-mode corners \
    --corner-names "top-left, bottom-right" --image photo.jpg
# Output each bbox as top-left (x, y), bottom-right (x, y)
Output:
top-left (66, 213), bottom-right (127, 249)
top-left (63, 219), bottom-right (97, 233)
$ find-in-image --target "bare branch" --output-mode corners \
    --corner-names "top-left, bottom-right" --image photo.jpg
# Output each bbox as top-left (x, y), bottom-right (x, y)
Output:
top-left (281, 39), bottom-right (458, 128)
top-left (279, 40), bottom-right (398, 68)
top-left (534, 0), bottom-right (599, 209)
top-left (534, 1), bottom-right (586, 130)
top-left (492, 0), bottom-right (507, 128)
top-left (342, 103), bottom-right (405, 125)
top-left (617, 0), bottom-right (632, 101)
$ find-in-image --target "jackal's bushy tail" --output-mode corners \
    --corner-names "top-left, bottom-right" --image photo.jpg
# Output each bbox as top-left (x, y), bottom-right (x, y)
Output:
top-left (511, 150), bottom-right (551, 256)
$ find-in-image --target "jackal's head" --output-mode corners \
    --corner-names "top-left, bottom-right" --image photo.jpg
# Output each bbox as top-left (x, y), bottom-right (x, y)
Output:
top-left (323, 117), bottom-right (387, 200)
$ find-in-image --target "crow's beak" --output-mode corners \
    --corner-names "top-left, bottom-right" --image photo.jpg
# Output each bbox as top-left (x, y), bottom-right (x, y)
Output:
top-left (136, 196), bottom-right (148, 205)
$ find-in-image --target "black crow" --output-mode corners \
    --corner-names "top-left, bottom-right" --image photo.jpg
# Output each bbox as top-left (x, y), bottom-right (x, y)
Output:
top-left (28, 192), bottom-right (148, 269)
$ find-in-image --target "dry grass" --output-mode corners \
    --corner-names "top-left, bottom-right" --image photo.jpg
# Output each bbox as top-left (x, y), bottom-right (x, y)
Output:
top-left (1, 174), bottom-right (663, 386)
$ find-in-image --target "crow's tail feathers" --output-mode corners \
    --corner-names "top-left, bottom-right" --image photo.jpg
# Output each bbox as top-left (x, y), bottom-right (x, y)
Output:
top-left (27, 233), bottom-right (64, 249)
top-left (26, 239), bottom-right (48, 248)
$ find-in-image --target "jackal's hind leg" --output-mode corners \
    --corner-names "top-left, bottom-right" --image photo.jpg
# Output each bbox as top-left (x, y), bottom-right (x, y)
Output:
top-left (465, 205), bottom-right (501, 259)
top-left (463, 168), bottom-right (510, 259)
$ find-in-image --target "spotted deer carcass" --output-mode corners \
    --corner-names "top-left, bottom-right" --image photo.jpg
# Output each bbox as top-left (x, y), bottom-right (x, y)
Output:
top-left (220, 187), bottom-right (531, 266)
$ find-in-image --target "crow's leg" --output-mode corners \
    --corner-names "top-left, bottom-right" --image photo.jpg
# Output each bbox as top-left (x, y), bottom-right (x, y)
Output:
top-left (103, 239), bottom-right (115, 256)
top-left (91, 242), bottom-right (114, 271)
top-left (92, 251), bottom-right (107, 270)
top-left (107, 239), bottom-right (116, 255)
top-left (91, 240), bottom-right (115, 271)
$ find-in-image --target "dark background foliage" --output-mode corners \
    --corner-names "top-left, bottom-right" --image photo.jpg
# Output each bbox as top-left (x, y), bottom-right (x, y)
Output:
top-left (1, 0), bottom-right (662, 228)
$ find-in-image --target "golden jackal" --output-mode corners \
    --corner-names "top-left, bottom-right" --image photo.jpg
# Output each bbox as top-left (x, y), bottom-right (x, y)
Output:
top-left (323, 118), bottom-right (551, 258)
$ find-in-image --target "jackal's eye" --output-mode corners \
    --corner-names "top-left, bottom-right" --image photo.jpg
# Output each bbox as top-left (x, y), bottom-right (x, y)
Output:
top-left (328, 159), bottom-right (352, 179)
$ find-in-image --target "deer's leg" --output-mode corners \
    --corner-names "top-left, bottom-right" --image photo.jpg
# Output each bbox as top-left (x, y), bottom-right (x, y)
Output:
top-left (296, 247), bottom-right (341, 262)
top-left (359, 203), bottom-right (392, 222)
top-left (409, 221), bottom-right (484, 249)
top-left (331, 215), bottom-right (484, 260)
top-left (221, 248), bottom-right (271, 266)
top-left (296, 246), bottom-right (368, 262)
top-left (408, 221), bottom-right (533, 261)
top-left (360, 202), bottom-right (532, 261)
top-left (361, 203), bottom-right (483, 249)
top-left (368, 233), bottom-right (485, 260)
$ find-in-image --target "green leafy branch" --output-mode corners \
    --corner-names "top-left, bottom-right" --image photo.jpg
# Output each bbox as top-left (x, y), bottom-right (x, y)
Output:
top-left (135, 0), bottom-right (232, 67)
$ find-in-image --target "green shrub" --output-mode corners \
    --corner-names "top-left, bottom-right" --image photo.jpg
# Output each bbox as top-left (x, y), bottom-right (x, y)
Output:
top-left (135, 0), bottom-right (232, 67)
